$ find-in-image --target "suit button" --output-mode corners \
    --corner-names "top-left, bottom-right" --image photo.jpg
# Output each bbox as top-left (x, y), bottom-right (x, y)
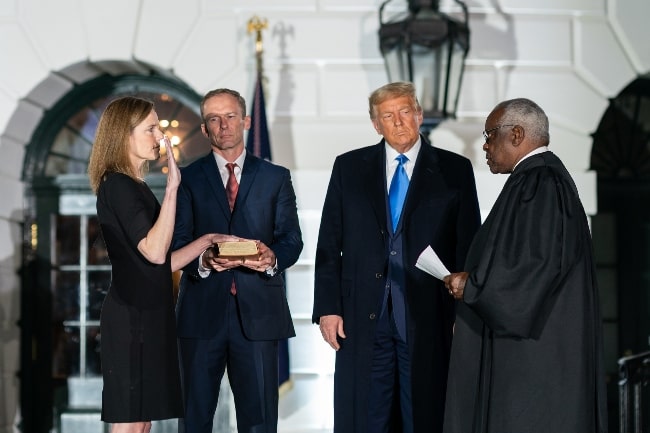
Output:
top-left (375, 273), bottom-right (382, 279)
top-left (369, 313), bottom-right (376, 320)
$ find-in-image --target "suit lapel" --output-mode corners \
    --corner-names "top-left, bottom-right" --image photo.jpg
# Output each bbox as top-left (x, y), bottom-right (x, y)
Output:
top-left (400, 137), bottom-right (442, 228)
top-left (235, 153), bottom-right (260, 212)
top-left (199, 154), bottom-right (231, 220)
top-left (361, 142), bottom-right (390, 234)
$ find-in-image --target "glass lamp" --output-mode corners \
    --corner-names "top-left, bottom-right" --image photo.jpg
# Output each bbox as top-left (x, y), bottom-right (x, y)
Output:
top-left (379, 0), bottom-right (470, 133)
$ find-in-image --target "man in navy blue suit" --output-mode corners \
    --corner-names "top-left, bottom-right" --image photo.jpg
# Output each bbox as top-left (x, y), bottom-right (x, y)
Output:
top-left (173, 88), bottom-right (303, 433)
top-left (313, 81), bottom-right (481, 433)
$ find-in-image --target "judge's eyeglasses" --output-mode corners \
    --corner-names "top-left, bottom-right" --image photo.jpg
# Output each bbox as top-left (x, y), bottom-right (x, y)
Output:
top-left (482, 124), bottom-right (515, 144)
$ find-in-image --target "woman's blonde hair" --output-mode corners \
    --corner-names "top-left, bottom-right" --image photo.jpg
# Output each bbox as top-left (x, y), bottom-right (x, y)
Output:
top-left (87, 96), bottom-right (154, 194)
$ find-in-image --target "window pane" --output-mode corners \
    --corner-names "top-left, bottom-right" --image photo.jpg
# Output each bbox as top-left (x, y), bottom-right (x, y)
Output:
top-left (49, 127), bottom-right (92, 176)
top-left (56, 215), bottom-right (80, 265)
top-left (88, 271), bottom-right (110, 321)
top-left (86, 326), bottom-right (102, 376)
top-left (56, 326), bottom-right (80, 376)
top-left (88, 216), bottom-right (109, 265)
top-left (47, 100), bottom-right (103, 177)
top-left (53, 271), bottom-right (80, 322)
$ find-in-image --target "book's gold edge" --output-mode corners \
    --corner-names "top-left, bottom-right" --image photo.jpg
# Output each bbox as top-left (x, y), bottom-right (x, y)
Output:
top-left (216, 240), bottom-right (258, 257)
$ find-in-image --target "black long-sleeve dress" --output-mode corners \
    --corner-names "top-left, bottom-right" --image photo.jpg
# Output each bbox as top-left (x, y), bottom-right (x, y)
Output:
top-left (97, 172), bottom-right (183, 423)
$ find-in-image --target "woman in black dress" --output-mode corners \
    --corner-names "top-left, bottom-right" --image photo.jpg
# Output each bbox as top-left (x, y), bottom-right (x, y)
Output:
top-left (88, 96), bottom-right (234, 433)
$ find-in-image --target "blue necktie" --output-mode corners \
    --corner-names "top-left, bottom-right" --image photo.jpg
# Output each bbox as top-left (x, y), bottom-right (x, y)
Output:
top-left (389, 154), bottom-right (409, 231)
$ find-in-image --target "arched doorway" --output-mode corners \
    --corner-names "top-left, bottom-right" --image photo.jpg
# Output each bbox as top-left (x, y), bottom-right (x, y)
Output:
top-left (20, 67), bottom-right (208, 433)
top-left (590, 72), bottom-right (650, 430)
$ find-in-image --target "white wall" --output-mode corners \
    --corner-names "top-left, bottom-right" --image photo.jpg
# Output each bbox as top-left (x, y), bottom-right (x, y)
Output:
top-left (0, 0), bottom-right (648, 431)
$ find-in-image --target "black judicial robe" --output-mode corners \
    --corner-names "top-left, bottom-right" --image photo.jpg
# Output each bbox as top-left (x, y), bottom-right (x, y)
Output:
top-left (443, 152), bottom-right (608, 433)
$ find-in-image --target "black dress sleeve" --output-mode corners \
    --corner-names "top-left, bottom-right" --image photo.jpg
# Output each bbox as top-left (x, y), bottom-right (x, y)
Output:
top-left (102, 173), bottom-right (155, 254)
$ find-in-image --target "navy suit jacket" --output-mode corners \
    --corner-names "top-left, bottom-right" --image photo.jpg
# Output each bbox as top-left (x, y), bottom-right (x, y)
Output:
top-left (312, 137), bottom-right (481, 433)
top-left (173, 152), bottom-right (303, 341)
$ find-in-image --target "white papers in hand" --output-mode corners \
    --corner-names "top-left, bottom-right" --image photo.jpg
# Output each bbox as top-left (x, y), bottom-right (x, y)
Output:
top-left (415, 246), bottom-right (450, 280)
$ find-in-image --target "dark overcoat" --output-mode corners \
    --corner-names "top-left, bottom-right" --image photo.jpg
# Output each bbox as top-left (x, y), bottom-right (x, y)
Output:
top-left (313, 138), bottom-right (481, 433)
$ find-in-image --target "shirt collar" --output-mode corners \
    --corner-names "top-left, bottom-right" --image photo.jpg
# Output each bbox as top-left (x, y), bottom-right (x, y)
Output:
top-left (213, 148), bottom-right (247, 170)
top-left (385, 137), bottom-right (421, 163)
top-left (514, 146), bottom-right (549, 170)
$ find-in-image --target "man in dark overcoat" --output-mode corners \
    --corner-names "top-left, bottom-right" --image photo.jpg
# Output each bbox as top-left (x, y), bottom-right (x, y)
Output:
top-left (313, 81), bottom-right (481, 433)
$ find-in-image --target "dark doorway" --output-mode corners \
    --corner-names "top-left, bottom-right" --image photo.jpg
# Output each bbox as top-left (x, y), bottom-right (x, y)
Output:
top-left (590, 72), bottom-right (650, 432)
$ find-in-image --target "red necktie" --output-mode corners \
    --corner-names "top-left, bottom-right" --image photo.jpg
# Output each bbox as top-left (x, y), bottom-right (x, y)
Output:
top-left (226, 163), bottom-right (239, 294)
top-left (226, 162), bottom-right (239, 211)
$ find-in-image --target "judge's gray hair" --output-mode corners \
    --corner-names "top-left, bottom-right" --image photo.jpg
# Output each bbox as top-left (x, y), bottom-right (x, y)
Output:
top-left (494, 98), bottom-right (550, 146)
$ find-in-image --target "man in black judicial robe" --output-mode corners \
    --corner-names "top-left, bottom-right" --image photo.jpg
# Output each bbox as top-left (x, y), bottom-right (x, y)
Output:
top-left (443, 98), bottom-right (608, 433)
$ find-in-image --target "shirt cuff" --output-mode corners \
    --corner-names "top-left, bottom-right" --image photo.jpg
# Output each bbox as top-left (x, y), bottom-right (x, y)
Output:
top-left (264, 259), bottom-right (279, 276)
top-left (197, 249), bottom-right (211, 278)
